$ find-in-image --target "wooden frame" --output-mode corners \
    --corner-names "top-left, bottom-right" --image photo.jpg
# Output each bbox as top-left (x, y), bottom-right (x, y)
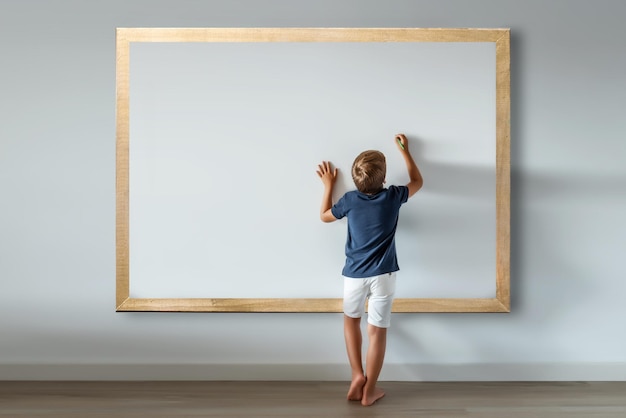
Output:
top-left (116, 28), bottom-right (510, 313)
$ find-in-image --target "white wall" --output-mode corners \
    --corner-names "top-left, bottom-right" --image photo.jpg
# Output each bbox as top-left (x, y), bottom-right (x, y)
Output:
top-left (1, 0), bottom-right (625, 381)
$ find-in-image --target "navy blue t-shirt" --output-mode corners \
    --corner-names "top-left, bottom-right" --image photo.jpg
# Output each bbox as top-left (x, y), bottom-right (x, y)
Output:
top-left (331, 185), bottom-right (409, 278)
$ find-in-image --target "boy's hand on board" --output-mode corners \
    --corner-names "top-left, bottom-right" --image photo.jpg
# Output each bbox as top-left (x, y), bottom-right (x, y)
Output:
top-left (395, 133), bottom-right (409, 153)
top-left (316, 161), bottom-right (338, 189)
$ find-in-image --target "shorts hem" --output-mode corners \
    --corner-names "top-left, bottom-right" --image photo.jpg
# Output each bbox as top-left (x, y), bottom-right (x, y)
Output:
top-left (367, 318), bottom-right (391, 328)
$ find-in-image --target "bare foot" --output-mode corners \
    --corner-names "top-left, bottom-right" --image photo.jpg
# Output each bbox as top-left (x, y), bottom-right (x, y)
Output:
top-left (361, 386), bottom-right (385, 406)
top-left (347, 375), bottom-right (366, 401)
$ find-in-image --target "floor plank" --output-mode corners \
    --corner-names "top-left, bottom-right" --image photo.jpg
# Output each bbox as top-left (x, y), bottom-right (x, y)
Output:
top-left (1, 381), bottom-right (625, 417)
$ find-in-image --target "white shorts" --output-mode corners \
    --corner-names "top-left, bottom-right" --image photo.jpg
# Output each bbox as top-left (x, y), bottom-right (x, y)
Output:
top-left (343, 272), bottom-right (396, 328)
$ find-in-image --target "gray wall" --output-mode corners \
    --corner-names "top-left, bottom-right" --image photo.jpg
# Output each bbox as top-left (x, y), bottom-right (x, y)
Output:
top-left (1, 0), bottom-right (625, 380)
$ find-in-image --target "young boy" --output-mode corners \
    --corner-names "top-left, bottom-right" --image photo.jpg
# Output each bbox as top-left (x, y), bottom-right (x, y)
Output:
top-left (316, 133), bottom-right (423, 406)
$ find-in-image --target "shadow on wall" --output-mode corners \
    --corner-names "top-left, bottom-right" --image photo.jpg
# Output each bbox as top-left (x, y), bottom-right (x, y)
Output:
top-left (385, 163), bottom-right (623, 378)
top-left (382, 30), bottom-right (626, 375)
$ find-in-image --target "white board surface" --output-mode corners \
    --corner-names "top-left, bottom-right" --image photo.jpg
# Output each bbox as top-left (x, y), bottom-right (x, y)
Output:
top-left (128, 41), bottom-right (496, 298)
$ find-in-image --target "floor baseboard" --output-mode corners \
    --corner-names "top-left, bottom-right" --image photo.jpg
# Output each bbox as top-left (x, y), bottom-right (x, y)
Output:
top-left (1, 362), bottom-right (625, 381)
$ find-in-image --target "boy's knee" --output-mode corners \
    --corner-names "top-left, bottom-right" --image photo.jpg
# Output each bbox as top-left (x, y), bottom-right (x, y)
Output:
top-left (344, 314), bottom-right (361, 323)
top-left (367, 323), bottom-right (388, 336)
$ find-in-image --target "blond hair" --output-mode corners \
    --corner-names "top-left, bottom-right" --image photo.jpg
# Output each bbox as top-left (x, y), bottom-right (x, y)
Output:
top-left (351, 150), bottom-right (386, 194)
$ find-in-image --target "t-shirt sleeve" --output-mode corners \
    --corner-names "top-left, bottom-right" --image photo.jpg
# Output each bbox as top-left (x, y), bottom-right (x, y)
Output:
top-left (331, 195), bottom-right (348, 219)
top-left (389, 185), bottom-right (409, 205)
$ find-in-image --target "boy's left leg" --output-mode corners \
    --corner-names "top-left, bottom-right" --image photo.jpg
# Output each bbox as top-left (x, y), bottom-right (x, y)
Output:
top-left (361, 272), bottom-right (396, 406)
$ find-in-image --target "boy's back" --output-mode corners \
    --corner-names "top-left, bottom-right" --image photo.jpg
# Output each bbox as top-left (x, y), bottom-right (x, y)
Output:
top-left (331, 185), bottom-right (408, 278)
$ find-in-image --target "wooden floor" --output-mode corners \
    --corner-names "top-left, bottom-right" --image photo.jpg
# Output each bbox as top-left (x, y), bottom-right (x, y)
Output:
top-left (1, 381), bottom-right (625, 417)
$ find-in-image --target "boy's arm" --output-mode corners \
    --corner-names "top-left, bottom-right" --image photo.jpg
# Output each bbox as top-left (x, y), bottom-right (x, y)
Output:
top-left (395, 134), bottom-right (423, 198)
top-left (316, 161), bottom-right (338, 223)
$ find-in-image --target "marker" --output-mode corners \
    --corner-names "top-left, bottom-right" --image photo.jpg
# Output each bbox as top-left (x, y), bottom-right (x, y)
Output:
top-left (396, 137), bottom-right (405, 150)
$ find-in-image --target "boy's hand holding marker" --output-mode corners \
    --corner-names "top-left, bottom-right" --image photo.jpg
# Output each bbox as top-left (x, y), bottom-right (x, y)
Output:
top-left (395, 133), bottom-right (408, 151)
top-left (394, 133), bottom-right (422, 198)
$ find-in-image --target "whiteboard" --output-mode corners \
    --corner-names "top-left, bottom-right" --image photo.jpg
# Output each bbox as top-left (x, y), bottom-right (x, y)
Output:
top-left (115, 28), bottom-right (511, 312)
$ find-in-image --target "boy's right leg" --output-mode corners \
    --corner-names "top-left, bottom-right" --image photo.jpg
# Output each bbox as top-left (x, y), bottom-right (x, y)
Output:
top-left (343, 277), bottom-right (369, 401)
top-left (344, 314), bottom-right (366, 401)
top-left (361, 324), bottom-right (387, 406)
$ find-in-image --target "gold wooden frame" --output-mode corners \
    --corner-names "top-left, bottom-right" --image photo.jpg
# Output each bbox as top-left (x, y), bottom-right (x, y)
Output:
top-left (116, 28), bottom-right (510, 313)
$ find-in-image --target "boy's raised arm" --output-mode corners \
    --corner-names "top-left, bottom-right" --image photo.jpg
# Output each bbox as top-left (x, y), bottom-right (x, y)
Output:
top-left (395, 134), bottom-right (423, 198)
top-left (316, 160), bottom-right (338, 223)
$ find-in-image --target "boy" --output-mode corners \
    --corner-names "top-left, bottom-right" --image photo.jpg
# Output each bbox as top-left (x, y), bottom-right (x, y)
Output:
top-left (316, 133), bottom-right (423, 406)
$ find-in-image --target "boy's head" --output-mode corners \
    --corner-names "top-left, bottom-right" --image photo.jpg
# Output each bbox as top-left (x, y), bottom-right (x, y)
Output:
top-left (351, 150), bottom-right (386, 194)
